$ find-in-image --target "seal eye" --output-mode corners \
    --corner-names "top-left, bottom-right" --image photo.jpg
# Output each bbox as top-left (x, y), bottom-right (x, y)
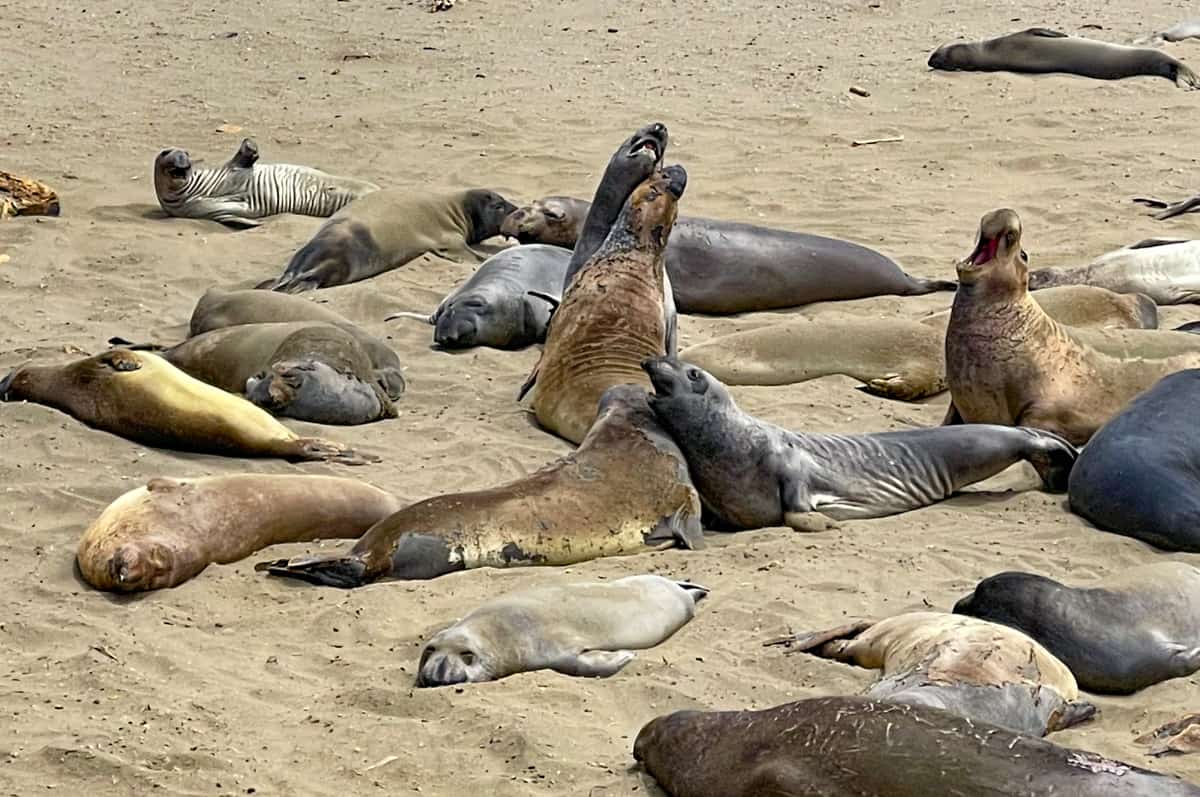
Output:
top-left (1005, 231), bottom-right (1017, 248)
top-left (460, 651), bottom-right (476, 666)
top-left (686, 368), bottom-right (701, 381)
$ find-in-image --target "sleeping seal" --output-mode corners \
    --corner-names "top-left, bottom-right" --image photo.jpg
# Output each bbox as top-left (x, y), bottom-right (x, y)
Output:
top-left (955, 562), bottom-right (1200, 694)
top-left (416, 575), bottom-right (707, 686)
top-left (634, 696), bottom-right (1200, 797)
top-left (0, 350), bottom-right (370, 463)
top-left (929, 28), bottom-right (1200, 88)
top-left (153, 138), bottom-right (378, 227)
top-left (258, 385), bottom-right (702, 586)
top-left (771, 612), bottom-right (1093, 736)
top-left (77, 474), bottom-right (402, 592)
top-left (262, 188), bottom-right (516, 293)
top-left (1028, 239), bottom-right (1200, 304)
top-left (642, 357), bottom-right (1077, 530)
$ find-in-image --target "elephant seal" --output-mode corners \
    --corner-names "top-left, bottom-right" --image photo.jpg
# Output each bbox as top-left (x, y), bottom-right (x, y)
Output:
top-left (524, 166), bottom-right (685, 444)
top-left (954, 562), bottom-right (1200, 694)
top-left (944, 209), bottom-right (1200, 444)
top-left (505, 195), bottom-right (954, 314)
top-left (416, 575), bottom-right (707, 686)
top-left (642, 357), bottom-right (1077, 529)
top-left (633, 696), bottom-right (1200, 797)
top-left (1, 171), bottom-right (60, 218)
top-left (0, 350), bottom-right (370, 463)
top-left (1134, 194), bottom-right (1200, 220)
top-left (144, 322), bottom-right (397, 425)
top-left (1136, 19), bottom-right (1200, 46)
top-left (153, 138), bottom-right (378, 227)
top-left (1138, 714), bottom-right (1200, 757)
top-left (262, 188), bottom-right (516, 293)
top-left (680, 285), bottom-right (1159, 401)
top-left (770, 612), bottom-right (1093, 736)
top-left (78, 474), bottom-right (402, 592)
top-left (928, 28), bottom-right (1200, 88)
top-left (188, 286), bottom-right (406, 398)
top-left (422, 244), bottom-right (569, 349)
top-left (259, 384), bottom-right (702, 586)
top-left (1029, 239), bottom-right (1200, 304)
top-left (1067, 368), bottom-right (1200, 551)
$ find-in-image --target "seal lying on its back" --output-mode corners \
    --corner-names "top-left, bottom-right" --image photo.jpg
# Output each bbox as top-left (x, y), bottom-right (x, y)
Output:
top-left (929, 28), bottom-right (1200, 88)
top-left (78, 475), bottom-right (402, 592)
top-left (262, 188), bottom-right (516, 293)
top-left (503, 195), bottom-right (954, 314)
top-left (1067, 369), bottom-right (1200, 551)
top-left (525, 167), bottom-right (685, 444)
top-left (642, 357), bottom-right (1076, 530)
top-left (259, 385), bottom-right (702, 586)
top-left (423, 244), bottom-right (569, 349)
top-left (955, 562), bottom-right (1200, 694)
top-left (944, 209), bottom-right (1200, 445)
top-left (633, 696), bottom-right (1200, 797)
top-left (0, 350), bottom-right (370, 463)
top-left (1029, 239), bottom-right (1200, 304)
top-left (147, 322), bottom-right (398, 425)
top-left (416, 575), bottom-right (707, 686)
top-left (774, 612), bottom-right (1093, 736)
top-left (189, 286), bottom-right (406, 399)
top-left (153, 138), bottom-right (378, 227)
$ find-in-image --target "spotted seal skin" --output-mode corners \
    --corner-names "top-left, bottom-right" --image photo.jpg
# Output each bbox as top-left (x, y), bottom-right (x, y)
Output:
top-left (929, 28), bottom-right (1200, 88)
top-left (153, 138), bottom-right (379, 227)
top-left (0, 350), bottom-right (371, 463)
top-left (262, 187), bottom-right (516, 293)
top-left (258, 384), bottom-right (703, 586)
top-left (416, 575), bottom-right (707, 686)
top-left (642, 357), bottom-right (1077, 530)
top-left (633, 696), bottom-right (1200, 797)
top-left (776, 612), bottom-right (1094, 736)
top-left (77, 475), bottom-right (402, 592)
top-left (955, 563), bottom-right (1200, 694)
top-left (1029, 239), bottom-right (1200, 304)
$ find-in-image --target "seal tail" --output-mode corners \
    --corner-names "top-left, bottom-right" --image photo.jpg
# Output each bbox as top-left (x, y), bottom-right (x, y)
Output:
top-left (256, 554), bottom-right (370, 588)
top-left (106, 336), bottom-right (166, 351)
top-left (907, 277), bottom-right (958, 294)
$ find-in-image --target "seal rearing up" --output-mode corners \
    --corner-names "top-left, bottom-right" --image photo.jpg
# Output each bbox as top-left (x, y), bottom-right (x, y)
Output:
top-left (524, 166), bottom-right (686, 444)
top-left (153, 138), bottom-right (379, 227)
top-left (944, 209), bottom-right (1200, 444)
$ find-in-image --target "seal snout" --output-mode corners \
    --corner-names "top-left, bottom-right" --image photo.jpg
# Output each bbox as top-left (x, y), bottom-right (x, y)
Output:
top-left (661, 165), bottom-right (688, 199)
top-left (629, 122), bottom-right (668, 163)
top-left (157, 149), bottom-right (191, 178)
top-left (415, 643), bottom-right (479, 688)
top-left (962, 208), bottom-right (1022, 270)
top-left (0, 368), bottom-right (18, 400)
top-left (641, 355), bottom-right (681, 396)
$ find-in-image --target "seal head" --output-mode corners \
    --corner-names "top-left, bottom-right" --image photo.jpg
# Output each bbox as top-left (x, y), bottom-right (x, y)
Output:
top-left (244, 359), bottom-right (394, 425)
top-left (462, 189), bottom-right (519, 245)
top-left (416, 626), bottom-right (495, 687)
top-left (957, 208), bottom-right (1028, 291)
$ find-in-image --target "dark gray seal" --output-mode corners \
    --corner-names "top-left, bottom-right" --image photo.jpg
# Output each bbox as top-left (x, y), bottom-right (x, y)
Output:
top-left (929, 28), bottom-right (1200, 88)
top-left (633, 696), bottom-right (1200, 797)
top-left (1067, 368), bottom-right (1200, 551)
top-left (153, 138), bottom-right (378, 227)
top-left (954, 562), bottom-right (1200, 695)
top-left (503, 196), bottom-right (955, 314)
top-left (642, 357), bottom-right (1077, 529)
top-left (418, 244), bottom-right (569, 349)
top-left (261, 188), bottom-right (517, 293)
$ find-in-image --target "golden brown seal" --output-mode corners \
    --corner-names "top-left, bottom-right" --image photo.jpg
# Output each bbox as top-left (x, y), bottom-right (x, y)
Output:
top-left (944, 209), bottom-right (1200, 444)
top-left (522, 166), bottom-right (686, 444)
top-left (78, 474), bottom-right (402, 592)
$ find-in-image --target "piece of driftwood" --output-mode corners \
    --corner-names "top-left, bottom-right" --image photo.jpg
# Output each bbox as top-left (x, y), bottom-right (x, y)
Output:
top-left (0, 171), bottom-right (60, 218)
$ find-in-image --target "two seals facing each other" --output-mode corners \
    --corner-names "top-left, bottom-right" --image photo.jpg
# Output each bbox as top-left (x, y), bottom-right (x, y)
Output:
top-left (633, 696), bottom-right (1200, 797)
top-left (417, 575), bottom-right (707, 686)
top-left (260, 385), bottom-right (702, 586)
top-left (772, 611), bottom-right (1093, 736)
top-left (955, 562), bottom-right (1200, 694)
top-left (929, 28), bottom-right (1200, 89)
top-left (154, 138), bottom-right (378, 227)
top-left (642, 357), bottom-right (1076, 531)
top-left (78, 474), bottom-right (402, 592)
top-left (0, 350), bottom-right (370, 463)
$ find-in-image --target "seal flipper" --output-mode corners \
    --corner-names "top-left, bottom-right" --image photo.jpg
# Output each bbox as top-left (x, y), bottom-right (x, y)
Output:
top-left (1018, 428), bottom-right (1079, 492)
top-left (1026, 27), bottom-right (1069, 38)
top-left (907, 277), bottom-right (958, 294)
top-left (1174, 63), bottom-right (1200, 91)
top-left (100, 350), bottom-right (144, 372)
top-left (1127, 238), bottom-right (1192, 250)
top-left (258, 554), bottom-right (370, 588)
top-left (645, 506), bottom-right (705, 550)
top-left (763, 620), bottom-right (874, 655)
top-left (106, 336), bottom-right (165, 351)
top-left (289, 438), bottom-right (379, 466)
top-left (674, 581), bottom-right (710, 604)
top-left (1047, 699), bottom-right (1099, 733)
top-left (551, 649), bottom-right (636, 678)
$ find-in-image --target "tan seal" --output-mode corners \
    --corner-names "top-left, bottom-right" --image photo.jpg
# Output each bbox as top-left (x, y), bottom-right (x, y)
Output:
top-left (0, 349), bottom-right (371, 463)
top-left (260, 385), bottom-right (702, 586)
top-left (78, 474), bottom-right (402, 592)
top-left (945, 208), bottom-right (1200, 444)
top-left (521, 165), bottom-right (686, 444)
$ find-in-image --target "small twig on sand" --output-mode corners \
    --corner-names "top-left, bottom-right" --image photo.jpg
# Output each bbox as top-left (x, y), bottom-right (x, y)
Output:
top-left (851, 135), bottom-right (904, 148)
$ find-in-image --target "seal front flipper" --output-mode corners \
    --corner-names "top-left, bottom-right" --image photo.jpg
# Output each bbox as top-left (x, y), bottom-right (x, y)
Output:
top-left (551, 649), bottom-right (636, 678)
top-left (1046, 699), bottom-right (1098, 733)
top-left (258, 554), bottom-right (370, 588)
top-left (645, 506), bottom-right (705, 550)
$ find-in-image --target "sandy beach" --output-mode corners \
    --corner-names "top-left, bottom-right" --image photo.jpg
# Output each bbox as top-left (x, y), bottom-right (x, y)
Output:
top-left (4, 0), bottom-right (1200, 793)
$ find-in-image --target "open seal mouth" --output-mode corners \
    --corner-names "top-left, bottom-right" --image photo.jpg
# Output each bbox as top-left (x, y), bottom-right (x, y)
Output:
top-left (628, 123), bottom-right (667, 163)
top-left (967, 235), bottom-right (1000, 266)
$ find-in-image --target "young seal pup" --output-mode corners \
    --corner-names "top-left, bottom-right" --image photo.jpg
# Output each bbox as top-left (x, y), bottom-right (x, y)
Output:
top-left (416, 575), bottom-right (707, 686)
top-left (642, 357), bottom-right (1076, 530)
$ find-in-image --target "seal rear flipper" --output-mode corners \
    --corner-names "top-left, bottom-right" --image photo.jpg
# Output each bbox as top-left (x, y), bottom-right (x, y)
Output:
top-left (1176, 321), bottom-right (1200, 334)
top-left (646, 506), bottom-right (705, 550)
top-left (907, 277), bottom-right (958, 295)
top-left (1175, 63), bottom-right (1200, 91)
top-left (763, 620), bottom-right (874, 655)
top-left (673, 581), bottom-right (710, 604)
top-left (257, 554), bottom-right (371, 588)
top-left (1025, 27), bottom-right (1069, 38)
top-left (551, 649), bottom-right (636, 678)
top-left (1047, 699), bottom-right (1099, 733)
top-left (1127, 237), bottom-right (1192, 250)
top-left (1019, 427), bottom-right (1079, 491)
top-left (290, 438), bottom-right (379, 466)
top-left (384, 310), bottom-right (435, 325)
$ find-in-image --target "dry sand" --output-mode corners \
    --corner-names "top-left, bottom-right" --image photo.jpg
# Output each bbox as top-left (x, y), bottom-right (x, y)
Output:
top-left (4, 0), bottom-right (1200, 794)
